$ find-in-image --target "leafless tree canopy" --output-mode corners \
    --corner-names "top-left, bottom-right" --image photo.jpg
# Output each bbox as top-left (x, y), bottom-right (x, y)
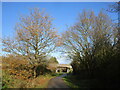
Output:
top-left (107, 2), bottom-right (120, 13)
top-left (3, 8), bottom-right (58, 64)
top-left (62, 10), bottom-right (113, 57)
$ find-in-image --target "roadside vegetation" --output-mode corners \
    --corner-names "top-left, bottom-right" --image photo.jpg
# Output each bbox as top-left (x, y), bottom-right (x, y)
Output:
top-left (2, 2), bottom-right (120, 89)
top-left (3, 70), bottom-right (53, 88)
top-left (2, 55), bottom-right (62, 88)
top-left (2, 8), bottom-right (61, 88)
top-left (62, 2), bottom-right (120, 88)
top-left (2, 55), bottom-right (57, 88)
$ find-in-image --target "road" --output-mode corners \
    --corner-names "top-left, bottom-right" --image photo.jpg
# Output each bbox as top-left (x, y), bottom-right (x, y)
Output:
top-left (47, 74), bottom-right (69, 88)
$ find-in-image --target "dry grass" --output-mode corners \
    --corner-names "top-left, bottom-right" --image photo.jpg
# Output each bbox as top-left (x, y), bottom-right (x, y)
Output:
top-left (26, 74), bottom-right (54, 88)
top-left (2, 70), bottom-right (54, 88)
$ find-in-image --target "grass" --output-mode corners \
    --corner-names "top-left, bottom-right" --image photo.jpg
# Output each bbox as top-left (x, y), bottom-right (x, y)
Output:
top-left (2, 69), bottom-right (67, 88)
top-left (33, 74), bottom-right (55, 88)
top-left (63, 74), bottom-right (120, 88)
top-left (31, 73), bottom-right (69, 88)
top-left (0, 70), bottom-right (1, 90)
top-left (51, 73), bottom-right (64, 77)
top-left (63, 74), bottom-right (100, 89)
top-left (2, 68), bottom-right (70, 88)
top-left (63, 75), bottom-right (81, 88)
top-left (2, 70), bottom-right (55, 88)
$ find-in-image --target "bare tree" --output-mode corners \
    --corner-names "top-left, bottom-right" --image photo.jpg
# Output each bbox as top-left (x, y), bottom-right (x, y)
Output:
top-left (107, 2), bottom-right (120, 51)
top-left (62, 10), bottom-right (114, 76)
top-left (3, 8), bottom-right (58, 65)
top-left (107, 2), bottom-right (120, 13)
top-left (63, 10), bottom-right (112, 55)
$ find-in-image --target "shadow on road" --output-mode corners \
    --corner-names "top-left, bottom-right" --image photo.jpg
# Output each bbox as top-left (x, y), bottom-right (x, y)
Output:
top-left (47, 74), bottom-right (69, 88)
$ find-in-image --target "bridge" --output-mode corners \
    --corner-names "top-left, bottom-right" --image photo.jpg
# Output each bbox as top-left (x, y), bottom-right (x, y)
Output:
top-left (56, 64), bottom-right (72, 73)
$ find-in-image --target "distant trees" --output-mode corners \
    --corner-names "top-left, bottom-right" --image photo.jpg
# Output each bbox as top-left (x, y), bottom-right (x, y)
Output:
top-left (2, 8), bottom-right (58, 77)
top-left (48, 57), bottom-right (58, 64)
top-left (47, 57), bottom-right (58, 72)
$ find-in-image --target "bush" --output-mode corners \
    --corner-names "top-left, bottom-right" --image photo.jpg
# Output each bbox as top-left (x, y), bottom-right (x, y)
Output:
top-left (2, 55), bottom-right (53, 88)
top-left (3, 57), bottom-right (34, 80)
top-left (2, 56), bottom-right (51, 80)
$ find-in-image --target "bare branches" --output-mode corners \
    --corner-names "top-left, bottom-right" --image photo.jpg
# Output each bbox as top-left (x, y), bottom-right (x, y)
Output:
top-left (107, 2), bottom-right (120, 13)
top-left (2, 8), bottom-right (58, 64)
top-left (62, 10), bottom-right (114, 64)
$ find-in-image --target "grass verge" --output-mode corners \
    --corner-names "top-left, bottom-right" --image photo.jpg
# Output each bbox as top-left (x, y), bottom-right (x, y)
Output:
top-left (2, 70), bottom-right (55, 88)
top-left (63, 75), bottom-right (100, 89)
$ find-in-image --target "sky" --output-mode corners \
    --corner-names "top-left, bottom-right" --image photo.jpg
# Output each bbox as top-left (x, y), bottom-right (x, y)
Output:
top-left (2, 2), bottom-right (118, 64)
top-left (1, 0), bottom-right (119, 2)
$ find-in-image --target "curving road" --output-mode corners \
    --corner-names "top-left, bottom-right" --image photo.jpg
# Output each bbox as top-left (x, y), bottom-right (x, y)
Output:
top-left (47, 74), bottom-right (69, 88)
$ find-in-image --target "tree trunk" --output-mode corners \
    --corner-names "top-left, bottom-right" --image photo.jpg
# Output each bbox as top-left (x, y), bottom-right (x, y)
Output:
top-left (33, 66), bottom-right (37, 78)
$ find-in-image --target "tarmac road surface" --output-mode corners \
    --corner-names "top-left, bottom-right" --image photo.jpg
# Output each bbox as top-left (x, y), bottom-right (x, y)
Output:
top-left (47, 74), bottom-right (69, 88)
